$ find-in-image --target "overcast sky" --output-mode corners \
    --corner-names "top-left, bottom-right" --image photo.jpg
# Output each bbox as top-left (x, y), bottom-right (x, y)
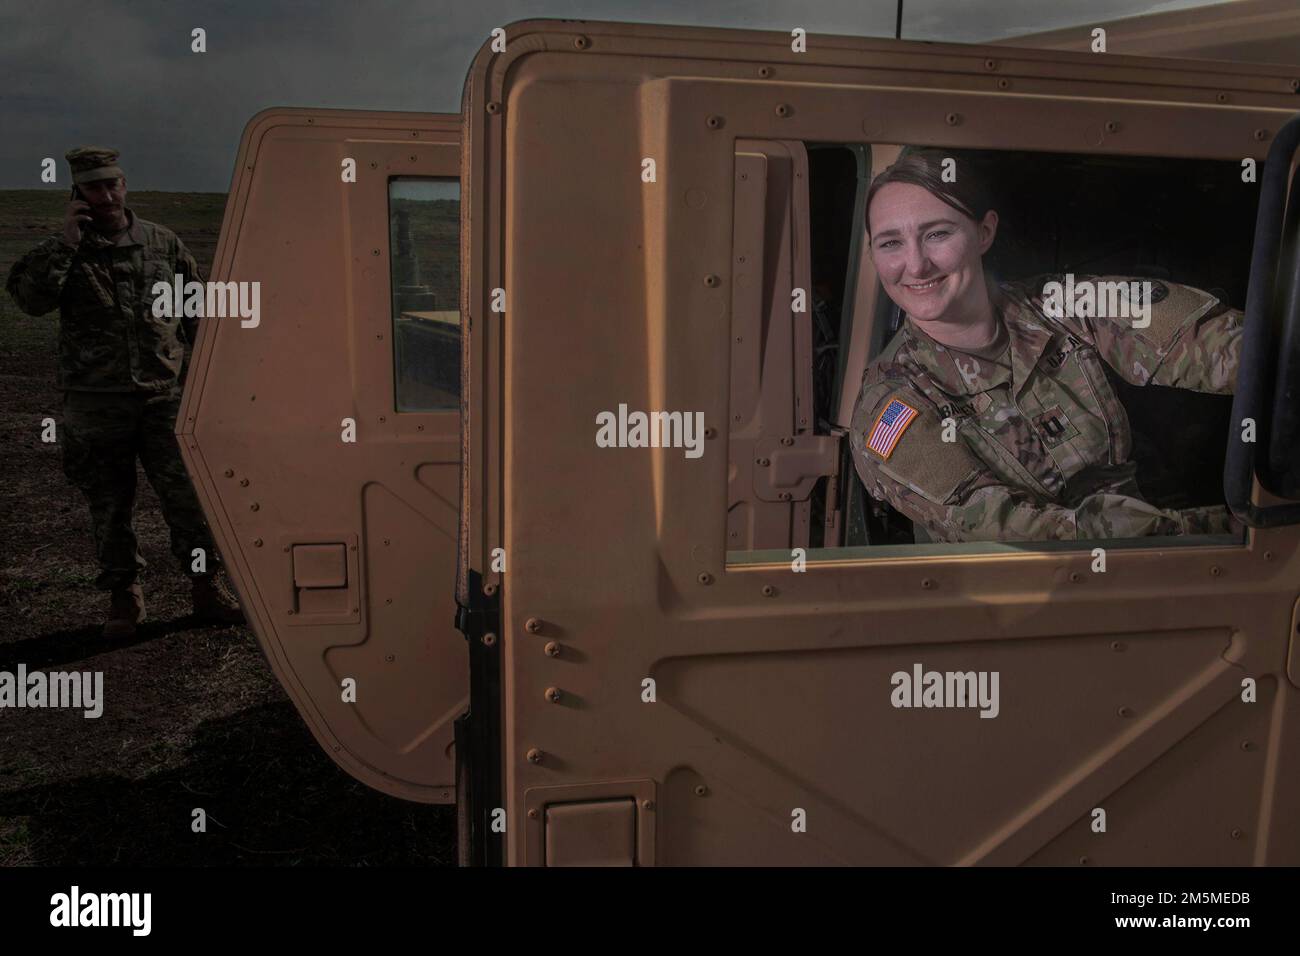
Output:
top-left (0, 0), bottom-right (1225, 191)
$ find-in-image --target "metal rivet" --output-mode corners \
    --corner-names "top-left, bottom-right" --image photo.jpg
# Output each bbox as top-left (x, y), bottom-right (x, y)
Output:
top-left (704, 274), bottom-right (720, 287)
top-left (1118, 705), bottom-right (1134, 718)
top-left (694, 784), bottom-right (708, 797)
top-left (756, 457), bottom-right (770, 467)
top-left (287, 609), bottom-right (295, 616)
top-left (544, 641), bottom-right (560, 658)
top-left (1241, 739), bottom-right (1254, 751)
top-left (249, 502), bottom-right (259, 512)
top-left (1216, 92), bottom-right (1228, 103)
top-left (780, 437), bottom-right (794, 446)
top-left (352, 607), bottom-right (359, 613)
top-left (1291, 80), bottom-right (1299, 92)
top-left (698, 572), bottom-right (714, 586)
top-left (984, 58), bottom-right (998, 71)
top-left (545, 687), bottom-right (562, 703)
top-left (1070, 571), bottom-right (1082, 583)
top-left (921, 578), bottom-right (935, 590)
top-left (778, 492), bottom-right (792, 501)
top-left (528, 808), bottom-right (539, 819)
top-left (775, 103), bottom-right (792, 118)
top-left (253, 538), bottom-right (263, 548)
top-left (385, 654), bottom-right (395, 662)
top-left (997, 78), bottom-right (1010, 90)
top-left (1110, 641), bottom-right (1125, 652)
top-left (574, 35), bottom-right (589, 49)
top-left (945, 112), bottom-right (960, 126)
top-left (758, 66), bottom-right (772, 78)
top-left (706, 115), bottom-right (724, 129)
top-left (383, 538), bottom-right (390, 545)
top-left (641, 799), bottom-right (655, 811)
top-left (1254, 128), bottom-right (1269, 141)
top-left (525, 617), bottom-right (543, 634)
top-left (369, 161), bottom-right (378, 169)
top-left (1231, 827), bottom-right (1244, 839)
top-left (1210, 565), bottom-right (1222, 577)
top-left (1105, 120), bottom-right (1119, 133)
top-left (283, 546), bottom-right (290, 552)
top-left (223, 468), bottom-right (234, 477)
top-left (239, 478), bottom-right (249, 487)
top-left (482, 632), bottom-right (497, 647)
top-left (409, 155), bottom-right (417, 162)
top-left (704, 427), bottom-right (716, 439)
top-left (1264, 550), bottom-right (1274, 561)
top-left (484, 583), bottom-right (498, 596)
top-left (371, 248), bottom-right (381, 256)
top-left (385, 598), bottom-right (392, 605)
top-left (486, 101), bottom-right (500, 114)
top-left (761, 585), bottom-right (776, 597)
top-left (526, 748), bottom-right (544, 764)
top-left (1079, 855), bottom-right (1090, 865)
top-left (349, 545), bottom-right (357, 551)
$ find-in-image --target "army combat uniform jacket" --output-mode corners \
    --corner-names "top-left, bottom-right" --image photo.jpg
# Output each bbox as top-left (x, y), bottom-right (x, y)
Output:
top-left (850, 277), bottom-right (1242, 542)
top-left (6, 210), bottom-right (202, 392)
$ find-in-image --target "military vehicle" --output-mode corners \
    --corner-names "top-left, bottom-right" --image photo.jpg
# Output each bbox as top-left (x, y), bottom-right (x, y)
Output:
top-left (176, 12), bottom-right (1300, 865)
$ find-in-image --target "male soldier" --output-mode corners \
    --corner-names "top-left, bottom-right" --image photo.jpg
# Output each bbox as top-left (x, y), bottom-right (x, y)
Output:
top-left (6, 147), bottom-right (243, 636)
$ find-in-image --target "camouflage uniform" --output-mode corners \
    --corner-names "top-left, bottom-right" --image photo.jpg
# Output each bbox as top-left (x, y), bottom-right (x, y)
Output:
top-left (850, 276), bottom-right (1243, 542)
top-left (6, 150), bottom-right (219, 590)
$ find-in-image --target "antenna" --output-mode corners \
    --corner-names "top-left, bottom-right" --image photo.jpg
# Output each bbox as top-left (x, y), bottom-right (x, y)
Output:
top-left (895, 0), bottom-right (903, 39)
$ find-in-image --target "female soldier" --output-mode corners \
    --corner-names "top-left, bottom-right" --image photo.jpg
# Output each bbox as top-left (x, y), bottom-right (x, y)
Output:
top-left (850, 150), bottom-right (1243, 542)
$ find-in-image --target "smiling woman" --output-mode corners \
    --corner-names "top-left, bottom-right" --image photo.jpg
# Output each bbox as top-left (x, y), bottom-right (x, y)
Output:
top-left (849, 149), bottom-right (1244, 544)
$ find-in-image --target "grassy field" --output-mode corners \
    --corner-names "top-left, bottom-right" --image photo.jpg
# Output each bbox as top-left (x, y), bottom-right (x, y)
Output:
top-left (0, 190), bottom-right (455, 866)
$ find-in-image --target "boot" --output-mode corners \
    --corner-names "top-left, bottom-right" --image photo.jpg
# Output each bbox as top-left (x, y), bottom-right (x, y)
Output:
top-left (103, 583), bottom-right (145, 638)
top-left (191, 573), bottom-right (245, 625)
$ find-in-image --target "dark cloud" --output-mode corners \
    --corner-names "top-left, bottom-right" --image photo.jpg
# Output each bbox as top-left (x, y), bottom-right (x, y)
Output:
top-left (0, 0), bottom-right (1220, 190)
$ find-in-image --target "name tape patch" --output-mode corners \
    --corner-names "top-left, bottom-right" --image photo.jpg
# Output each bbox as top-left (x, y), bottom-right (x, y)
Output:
top-left (867, 398), bottom-right (918, 460)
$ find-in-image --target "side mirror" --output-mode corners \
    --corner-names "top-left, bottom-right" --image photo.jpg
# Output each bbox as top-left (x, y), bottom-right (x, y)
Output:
top-left (1225, 113), bottom-right (1300, 526)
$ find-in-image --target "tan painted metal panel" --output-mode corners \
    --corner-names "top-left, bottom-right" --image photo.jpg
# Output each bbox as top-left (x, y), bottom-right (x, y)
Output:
top-left (178, 108), bottom-right (465, 803)
top-left (463, 20), bottom-right (1300, 864)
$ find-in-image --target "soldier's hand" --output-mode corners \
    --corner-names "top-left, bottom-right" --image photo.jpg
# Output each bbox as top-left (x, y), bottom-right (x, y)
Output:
top-left (62, 199), bottom-right (92, 247)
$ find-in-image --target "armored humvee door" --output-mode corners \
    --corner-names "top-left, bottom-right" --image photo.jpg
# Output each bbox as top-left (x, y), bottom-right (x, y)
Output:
top-left (462, 20), bottom-right (1300, 865)
top-left (177, 109), bottom-right (465, 803)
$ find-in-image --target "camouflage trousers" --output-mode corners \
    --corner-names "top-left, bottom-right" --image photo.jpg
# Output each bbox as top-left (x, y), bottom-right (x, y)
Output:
top-left (60, 388), bottom-right (218, 590)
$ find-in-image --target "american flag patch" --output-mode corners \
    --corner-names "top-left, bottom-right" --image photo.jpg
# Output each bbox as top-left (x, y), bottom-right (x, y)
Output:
top-left (867, 398), bottom-right (918, 460)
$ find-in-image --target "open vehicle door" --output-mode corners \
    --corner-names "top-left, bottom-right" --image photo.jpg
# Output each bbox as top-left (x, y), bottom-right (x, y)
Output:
top-left (178, 109), bottom-right (465, 803)
top-left (461, 20), bottom-right (1300, 864)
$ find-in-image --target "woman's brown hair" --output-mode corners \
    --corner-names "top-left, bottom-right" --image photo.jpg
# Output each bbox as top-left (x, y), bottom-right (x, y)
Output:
top-left (865, 149), bottom-right (993, 235)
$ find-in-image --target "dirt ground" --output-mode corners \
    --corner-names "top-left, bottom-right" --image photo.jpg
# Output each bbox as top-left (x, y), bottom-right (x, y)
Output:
top-left (0, 190), bottom-right (455, 866)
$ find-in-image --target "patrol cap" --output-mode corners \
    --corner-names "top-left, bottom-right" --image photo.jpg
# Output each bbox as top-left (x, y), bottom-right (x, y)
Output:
top-left (66, 146), bottom-right (124, 185)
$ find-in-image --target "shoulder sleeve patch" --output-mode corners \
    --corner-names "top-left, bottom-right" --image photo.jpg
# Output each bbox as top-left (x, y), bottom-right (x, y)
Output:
top-left (851, 384), bottom-right (982, 505)
top-left (865, 398), bottom-right (918, 460)
top-left (1096, 276), bottom-right (1218, 349)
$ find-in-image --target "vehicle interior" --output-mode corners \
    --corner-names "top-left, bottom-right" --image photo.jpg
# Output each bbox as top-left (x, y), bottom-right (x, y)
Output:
top-left (730, 142), bottom-right (1257, 554)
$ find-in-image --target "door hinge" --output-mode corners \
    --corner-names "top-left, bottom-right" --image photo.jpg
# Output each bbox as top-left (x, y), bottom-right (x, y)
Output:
top-left (454, 570), bottom-right (503, 866)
